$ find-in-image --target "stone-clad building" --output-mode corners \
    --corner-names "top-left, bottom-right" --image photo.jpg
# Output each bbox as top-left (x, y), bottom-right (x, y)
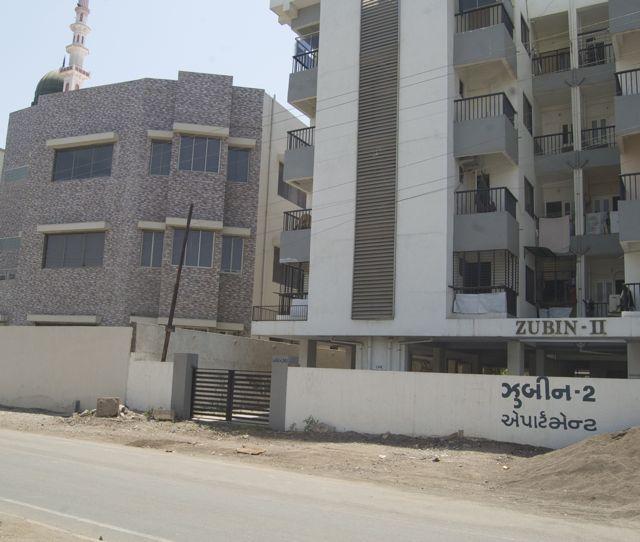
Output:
top-left (0, 70), bottom-right (305, 333)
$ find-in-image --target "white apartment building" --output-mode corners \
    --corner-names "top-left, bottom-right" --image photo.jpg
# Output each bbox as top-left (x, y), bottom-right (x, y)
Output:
top-left (254, 0), bottom-right (640, 379)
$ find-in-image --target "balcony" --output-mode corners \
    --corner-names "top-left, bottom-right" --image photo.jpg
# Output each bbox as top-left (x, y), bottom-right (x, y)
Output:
top-left (453, 187), bottom-right (519, 254)
top-left (621, 283), bottom-right (640, 312)
top-left (615, 69), bottom-right (640, 138)
top-left (609, 0), bottom-right (640, 36)
top-left (454, 3), bottom-right (516, 77)
top-left (288, 34), bottom-right (318, 117)
top-left (532, 48), bottom-right (570, 76)
top-left (451, 249), bottom-right (519, 318)
top-left (618, 173), bottom-right (640, 247)
top-left (252, 303), bottom-right (308, 322)
top-left (253, 263), bottom-right (309, 322)
top-left (283, 127), bottom-right (314, 193)
top-left (453, 93), bottom-right (518, 165)
top-left (570, 211), bottom-right (623, 258)
top-left (280, 209), bottom-right (311, 263)
top-left (534, 127), bottom-right (618, 179)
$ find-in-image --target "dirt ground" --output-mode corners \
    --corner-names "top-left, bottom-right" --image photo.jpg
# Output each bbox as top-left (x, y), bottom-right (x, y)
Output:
top-left (1, 408), bottom-right (638, 531)
top-left (0, 512), bottom-right (80, 541)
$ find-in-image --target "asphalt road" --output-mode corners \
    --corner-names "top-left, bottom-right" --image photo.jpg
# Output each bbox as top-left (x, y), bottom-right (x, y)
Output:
top-left (0, 429), bottom-right (635, 542)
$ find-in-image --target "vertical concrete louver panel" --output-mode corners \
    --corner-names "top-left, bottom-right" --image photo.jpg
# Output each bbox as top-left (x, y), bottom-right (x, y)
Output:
top-left (351, 0), bottom-right (400, 320)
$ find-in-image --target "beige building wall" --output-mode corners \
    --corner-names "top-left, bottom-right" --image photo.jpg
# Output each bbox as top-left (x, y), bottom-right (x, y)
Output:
top-left (254, 95), bottom-right (307, 311)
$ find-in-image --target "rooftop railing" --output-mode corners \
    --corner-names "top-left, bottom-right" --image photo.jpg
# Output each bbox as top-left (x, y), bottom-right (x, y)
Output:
top-left (455, 3), bottom-right (514, 38)
top-left (455, 187), bottom-right (517, 219)
top-left (454, 92), bottom-right (516, 126)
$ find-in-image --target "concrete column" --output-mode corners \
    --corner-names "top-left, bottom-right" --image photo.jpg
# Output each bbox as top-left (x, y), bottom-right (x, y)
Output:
top-left (298, 339), bottom-right (317, 368)
top-left (535, 349), bottom-right (546, 377)
top-left (627, 342), bottom-right (640, 379)
top-left (171, 353), bottom-right (198, 420)
top-left (507, 341), bottom-right (525, 375)
top-left (270, 358), bottom-right (297, 431)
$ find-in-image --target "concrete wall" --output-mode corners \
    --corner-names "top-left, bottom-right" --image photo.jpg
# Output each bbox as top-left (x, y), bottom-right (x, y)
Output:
top-left (125, 359), bottom-right (174, 412)
top-left (280, 367), bottom-right (640, 449)
top-left (0, 326), bottom-right (131, 414)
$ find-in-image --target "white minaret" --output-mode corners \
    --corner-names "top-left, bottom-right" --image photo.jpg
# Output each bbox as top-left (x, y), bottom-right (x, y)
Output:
top-left (60, 0), bottom-right (91, 92)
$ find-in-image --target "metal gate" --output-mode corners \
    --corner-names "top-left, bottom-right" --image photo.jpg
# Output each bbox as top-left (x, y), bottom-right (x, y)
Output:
top-left (191, 369), bottom-right (271, 424)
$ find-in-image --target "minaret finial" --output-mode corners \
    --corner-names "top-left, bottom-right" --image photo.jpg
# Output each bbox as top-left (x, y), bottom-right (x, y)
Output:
top-left (60, 0), bottom-right (91, 92)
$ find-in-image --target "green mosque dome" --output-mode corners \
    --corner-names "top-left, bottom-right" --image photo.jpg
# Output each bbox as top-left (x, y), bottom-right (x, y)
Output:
top-left (32, 70), bottom-right (65, 106)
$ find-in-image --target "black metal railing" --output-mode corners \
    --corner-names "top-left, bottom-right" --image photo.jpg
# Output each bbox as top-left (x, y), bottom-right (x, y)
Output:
top-left (584, 301), bottom-right (610, 318)
top-left (287, 127), bottom-right (315, 150)
top-left (252, 304), bottom-right (308, 322)
top-left (581, 126), bottom-right (616, 150)
top-left (532, 47), bottom-right (571, 76)
top-left (622, 283), bottom-right (640, 312)
top-left (455, 3), bottom-right (514, 38)
top-left (454, 93), bottom-right (516, 126)
top-left (283, 209), bottom-right (312, 231)
top-left (292, 49), bottom-right (318, 73)
top-left (452, 286), bottom-right (517, 317)
top-left (534, 132), bottom-right (574, 155)
top-left (455, 187), bottom-right (517, 218)
top-left (620, 173), bottom-right (640, 201)
top-left (577, 29), bottom-right (614, 67)
top-left (616, 68), bottom-right (640, 96)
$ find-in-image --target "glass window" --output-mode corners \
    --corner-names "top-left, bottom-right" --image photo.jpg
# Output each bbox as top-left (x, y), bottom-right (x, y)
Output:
top-left (221, 236), bottom-right (244, 273)
top-left (172, 229), bottom-right (214, 268)
top-left (178, 136), bottom-right (220, 173)
top-left (141, 231), bottom-right (164, 267)
top-left (43, 232), bottom-right (105, 268)
top-left (149, 141), bottom-right (172, 175)
top-left (228, 148), bottom-right (250, 182)
top-left (524, 178), bottom-right (535, 218)
top-left (52, 144), bottom-right (114, 181)
top-left (523, 93), bottom-right (533, 135)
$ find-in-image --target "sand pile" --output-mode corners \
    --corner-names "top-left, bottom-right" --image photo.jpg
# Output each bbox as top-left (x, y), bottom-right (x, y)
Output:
top-left (503, 427), bottom-right (640, 518)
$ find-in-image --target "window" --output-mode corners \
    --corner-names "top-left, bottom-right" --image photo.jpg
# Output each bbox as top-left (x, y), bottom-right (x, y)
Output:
top-left (53, 144), bottom-right (114, 181)
top-left (459, 79), bottom-right (464, 98)
top-left (523, 93), bottom-right (533, 135)
top-left (149, 141), bottom-right (172, 175)
top-left (277, 162), bottom-right (307, 208)
top-left (44, 232), bottom-right (105, 268)
top-left (524, 178), bottom-right (535, 218)
top-left (172, 229), bottom-right (213, 268)
top-left (178, 136), bottom-right (220, 173)
top-left (526, 266), bottom-right (535, 305)
top-left (228, 148), bottom-right (250, 182)
top-left (521, 16), bottom-right (531, 55)
top-left (273, 246), bottom-right (285, 284)
top-left (221, 236), bottom-right (244, 273)
top-left (141, 231), bottom-right (164, 268)
top-left (459, 0), bottom-right (495, 11)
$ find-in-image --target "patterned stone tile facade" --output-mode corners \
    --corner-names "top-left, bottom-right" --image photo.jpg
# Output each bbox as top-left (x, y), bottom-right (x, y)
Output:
top-left (0, 72), bottom-right (266, 333)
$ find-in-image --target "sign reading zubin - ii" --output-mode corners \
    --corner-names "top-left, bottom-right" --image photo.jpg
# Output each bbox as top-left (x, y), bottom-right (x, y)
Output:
top-left (515, 319), bottom-right (607, 337)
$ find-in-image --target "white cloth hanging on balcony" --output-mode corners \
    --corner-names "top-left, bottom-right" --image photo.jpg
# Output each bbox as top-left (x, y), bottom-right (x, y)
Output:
top-left (453, 292), bottom-right (506, 314)
top-left (539, 215), bottom-right (571, 254)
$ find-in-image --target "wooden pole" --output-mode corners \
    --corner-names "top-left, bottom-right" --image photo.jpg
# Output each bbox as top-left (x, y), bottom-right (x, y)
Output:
top-left (161, 203), bottom-right (194, 362)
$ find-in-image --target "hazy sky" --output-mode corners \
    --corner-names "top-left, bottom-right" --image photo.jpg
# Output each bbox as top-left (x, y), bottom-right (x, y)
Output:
top-left (0, 0), bottom-right (298, 147)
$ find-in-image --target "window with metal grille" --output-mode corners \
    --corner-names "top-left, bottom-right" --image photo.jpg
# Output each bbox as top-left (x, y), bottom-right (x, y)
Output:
top-left (178, 136), bottom-right (220, 173)
top-left (521, 16), bottom-right (531, 55)
top-left (524, 177), bottom-right (535, 218)
top-left (44, 232), bottom-right (105, 268)
top-left (221, 236), bottom-right (244, 273)
top-left (228, 148), bottom-right (250, 182)
top-left (53, 144), bottom-right (114, 181)
top-left (273, 246), bottom-right (285, 284)
top-left (149, 141), bottom-right (172, 175)
top-left (140, 231), bottom-right (164, 268)
top-left (453, 250), bottom-right (519, 293)
top-left (523, 93), bottom-right (533, 135)
top-left (526, 265), bottom-right (535, 304)
top-left (172, 229), bottom-right (214, 268)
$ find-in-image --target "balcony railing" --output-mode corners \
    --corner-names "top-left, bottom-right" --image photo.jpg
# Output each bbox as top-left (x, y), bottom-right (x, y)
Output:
top-left (292, 49), bottom-right (318, 73)
top-left (577, 29), bottom-right (614, 67)
top-left (534, 132), bottom-right (574, 155)
top-left (532, 47), bottom-right (571, 76)
top-left (283, 209), bottom-right (312, 231)
top-left (620, 173), bottom-right (640, 201)
top-left (455, 3), bottom-right (514, 38)
top-left (452, 285), bottom-right (517, 317)
top-left (454, 92), bottom-right (515, 126)
top-left (616, 68), bottom-right (640, 96)
top-left (287, 127), bottom-right (315, 150)
top-left (582, 126), bottom-right (616, 150)
top-left (622, 283), bottom-right (640, 312)
top-left (252, 304), bottom-right (308, 322)
top-left (455, 187), bottom-right (517, 219)
top-left (0, 269), bottom-right (16, 281)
